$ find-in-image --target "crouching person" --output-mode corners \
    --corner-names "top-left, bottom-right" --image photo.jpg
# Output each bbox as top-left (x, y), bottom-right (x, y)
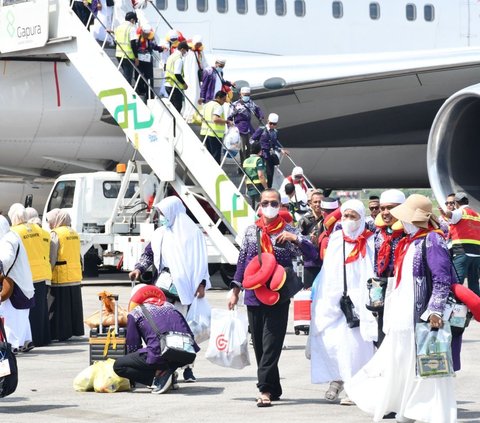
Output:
top-left (113, 284), bottom-right (199, 394)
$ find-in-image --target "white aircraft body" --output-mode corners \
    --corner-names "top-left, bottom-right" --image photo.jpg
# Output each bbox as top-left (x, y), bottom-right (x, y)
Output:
top-left (0, 0), bottom-right (479, 211)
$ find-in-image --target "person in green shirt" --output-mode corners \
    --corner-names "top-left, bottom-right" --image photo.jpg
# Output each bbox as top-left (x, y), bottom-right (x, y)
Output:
top-left (242, 142), bottom-right (268, 209)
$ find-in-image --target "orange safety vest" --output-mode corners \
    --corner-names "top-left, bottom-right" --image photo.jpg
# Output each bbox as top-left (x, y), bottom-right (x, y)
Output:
top-left (450, 207), bottom-right (480, 255)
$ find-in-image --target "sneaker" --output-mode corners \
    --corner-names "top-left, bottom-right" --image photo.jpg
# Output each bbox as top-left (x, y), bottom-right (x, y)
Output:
top-left (183, 367), bottom-right (196, 383)
top-left (151, 369), bottom-right (174, 394)
top-left (172, 371), bottom-right (179, 390)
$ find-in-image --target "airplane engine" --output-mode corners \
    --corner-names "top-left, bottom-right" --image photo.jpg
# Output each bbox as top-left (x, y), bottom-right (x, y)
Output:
top-left (428, 84), bottom-right (480, 210)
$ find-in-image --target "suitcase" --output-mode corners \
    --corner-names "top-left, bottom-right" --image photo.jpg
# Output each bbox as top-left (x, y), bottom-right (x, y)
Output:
top-left (89, 294), bottom-right (127, 364)
top-left (293, 290), bottom-right (311, 335)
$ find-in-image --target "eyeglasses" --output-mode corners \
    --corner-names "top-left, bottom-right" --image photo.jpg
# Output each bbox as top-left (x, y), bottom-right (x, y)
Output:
top-left (268, 122), bottom-right (278, 126)
top-left (369, 206), bottom-right (380, 211)
top-left (293, 175), bottom-right (303, 179)
top-left (445, 201), bottom-right (455, 206)
top-left (260, 200), bottom-right (280, 208)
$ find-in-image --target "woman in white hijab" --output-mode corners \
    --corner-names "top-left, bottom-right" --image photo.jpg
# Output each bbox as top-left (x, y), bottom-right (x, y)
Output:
top-left (310, 199), bottom-right (377, 405)
top-left (0, 215), bottom-right (35, 353)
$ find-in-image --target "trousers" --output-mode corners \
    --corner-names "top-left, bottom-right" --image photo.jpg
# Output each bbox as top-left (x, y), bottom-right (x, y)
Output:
top-left (114, 351), bottom-right (167, 386)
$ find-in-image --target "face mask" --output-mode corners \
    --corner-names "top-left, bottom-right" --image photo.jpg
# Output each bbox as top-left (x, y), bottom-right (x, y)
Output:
top-left (342, 219), bottom-right (361, 234)
top-left (402, 221), bottom-right (419, 235)
top-left (262, 206), bottom-right (280, 219)
top-left (159, 216), bottom-right (171, 227)
top-left (241, 95), bottom-right (250, 102)
top-left (216, 67), bottom-right (224, 75)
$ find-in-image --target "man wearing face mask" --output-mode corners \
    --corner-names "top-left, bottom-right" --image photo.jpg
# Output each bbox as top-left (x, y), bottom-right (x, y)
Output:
top-left (200, 59), bottom-right (234, 104)
top-left (228, 189), bottom-right (317, 407)
top-left (310, 199), bottom-right (377, 406)
top-left (228, 86), bottom-right (265, 165)
top-left (165, 41), bottom-right (190, 113)
top-left (129, 196), bottom-right (210, 384)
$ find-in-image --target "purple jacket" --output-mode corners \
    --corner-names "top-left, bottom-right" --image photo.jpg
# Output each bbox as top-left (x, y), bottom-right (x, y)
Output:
top-left (200, 66), bottom-right (232, 103)
top-left (233, 223), bottom-right (317, 306)
top-left (251, 126), bottom-right (281, 159)
top-left (126, 302), bottom-right (199, 366)
top-left (228, 100), bottom-right (264, 135)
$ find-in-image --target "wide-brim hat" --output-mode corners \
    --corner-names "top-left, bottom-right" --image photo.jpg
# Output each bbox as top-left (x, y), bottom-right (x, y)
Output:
top-left (390, 194), bottom-right (439, 229)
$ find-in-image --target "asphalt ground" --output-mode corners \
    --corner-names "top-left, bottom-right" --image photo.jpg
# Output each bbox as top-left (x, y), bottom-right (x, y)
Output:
top-left (2, 272), bottom-right (480, 423)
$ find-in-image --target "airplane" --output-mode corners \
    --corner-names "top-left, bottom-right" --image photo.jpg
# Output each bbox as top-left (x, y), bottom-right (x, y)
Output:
top-left (0, 0), bottom-right (479, 213)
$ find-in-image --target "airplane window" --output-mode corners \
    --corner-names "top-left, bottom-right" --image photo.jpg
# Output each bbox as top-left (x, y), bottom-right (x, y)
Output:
top-left (156, 0), bottom-right (167, 10)
top-left (47, 180), bottom-right (76, 211)
top-left (197, 0), bottom-right (207, 12)
top-left (369, 2), bottom-right (380, 20)
top-left (406, 4), bottom-right (416, 21)
top-left (294, 0), bottom-right (305, 17)
top-left (217, 0), bottom-right (227, 13)
top-left (275, 0), bottom-right (286, 16)
top-left (256, 0), bottom-right (267, 15)
top-left (332, 1), bottom-right (343, 18)
top-left (177, 0), bottom-right (187, 10)
top-left (424, 4), bottom-right (434, 21)
top-left (237, 0), bottom-right (247, 14)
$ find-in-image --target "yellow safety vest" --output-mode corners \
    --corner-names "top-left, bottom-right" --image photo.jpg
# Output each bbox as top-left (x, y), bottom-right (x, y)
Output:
top-left (52, 226), bottom-right (82, 285)
top-left (200, 100), bottom-right (225, 138)
top-left (165, 50), bottom-right (186, 89)
top-left (115, 22), bottom-right (135, 59)
top-left (11, 223), bottom-right (51, 282)
top-left (243, 155), bottom-right (262, 185)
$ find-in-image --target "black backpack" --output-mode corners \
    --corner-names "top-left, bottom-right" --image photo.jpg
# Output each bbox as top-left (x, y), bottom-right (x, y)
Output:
top-left (0, 318), bottom-right (18, 398)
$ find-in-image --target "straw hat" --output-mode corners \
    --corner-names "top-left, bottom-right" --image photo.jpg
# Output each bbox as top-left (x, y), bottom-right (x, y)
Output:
top-left (390, 194), bottom-right (439, 229)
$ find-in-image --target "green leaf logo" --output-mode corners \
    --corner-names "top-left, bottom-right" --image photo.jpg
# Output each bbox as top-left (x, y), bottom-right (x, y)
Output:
top-left (6, 10), bottom-right (15, 38)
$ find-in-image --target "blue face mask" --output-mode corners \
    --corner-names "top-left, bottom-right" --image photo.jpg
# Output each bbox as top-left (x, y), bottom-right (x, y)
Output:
top-left (159, 215), bottom-right (170, 227)
top-left (241, 96), bottom-right (250, 102)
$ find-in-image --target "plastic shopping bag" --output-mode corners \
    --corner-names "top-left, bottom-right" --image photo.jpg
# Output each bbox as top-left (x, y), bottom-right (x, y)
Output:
top-left (93, 359), bottom-right (131, 393)
top-left (186, 296), bottom-right (211, 344)
top-left (205, 308), bottom-right (250, 370)
top-left (223, 127), bottom-right (241, 158)
top-left (415, 322), bottom-right (454, 378)
top-left (73, 362), bottom-right (99, 392)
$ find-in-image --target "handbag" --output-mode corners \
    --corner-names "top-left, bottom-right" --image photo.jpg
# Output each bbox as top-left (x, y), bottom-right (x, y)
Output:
top-left (415, 322), bottom-right (453, 378)
top-left (155, 268), bottom-right (180, 301)
top-left (140, 305), bottom-right (196, 367)
top-left (0, 318), bottom-right (18, 398)
top-left (340, 240), bottom-right (360, 328)
top-left (270, 151), bottom-right (280, 166)
top-left (365, 277), bottom-right (389, 312)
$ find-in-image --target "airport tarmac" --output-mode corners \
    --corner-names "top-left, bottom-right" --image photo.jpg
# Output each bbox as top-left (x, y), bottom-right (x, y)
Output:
top-left (2, 272), bottom-right (480, 423)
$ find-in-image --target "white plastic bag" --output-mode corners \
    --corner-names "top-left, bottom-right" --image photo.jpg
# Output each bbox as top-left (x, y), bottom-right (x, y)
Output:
top-left (186, 296), bottom-right (211, 344)
top-left (205, 308), bottom-right (250, 369)
top-left (224, 127), bottom-right (241, 155)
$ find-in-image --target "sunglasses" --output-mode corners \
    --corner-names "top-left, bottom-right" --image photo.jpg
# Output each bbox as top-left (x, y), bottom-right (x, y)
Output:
top-left (268, 122), bottom-right (278, 126)
top-left (369, 206), bottom-right (380, 211)
top-left (445, 201), bottom-right (455, 206)
top-left (260, 200), bottom-right (280, 208)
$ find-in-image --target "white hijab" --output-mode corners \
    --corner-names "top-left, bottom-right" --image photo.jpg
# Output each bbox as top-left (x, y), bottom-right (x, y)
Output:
top-left (150, 197), bottom-right (210, 305)
top-left (0, 215), bottom-right (35, 299)
top-left (8, 203), bottom-right (27, 227)
top-left (311, 199), bottom-right (377, 342)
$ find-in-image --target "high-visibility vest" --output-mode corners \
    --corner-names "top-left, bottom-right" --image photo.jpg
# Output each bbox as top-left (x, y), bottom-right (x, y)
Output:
top-left (243, 155), bottom-right (263, 185)
top-left (200, 100), bottom-right (225, 137)
top-left (115, 22), bottom-right (135, 59)
top-left (11, 223), bottom-right (51, 282)
top-left (51, 226), bottom-right (82, 284)
top-left (450, 207), bottom-right (480, 255)
top-left (165, 50), bottom-right (186, 89)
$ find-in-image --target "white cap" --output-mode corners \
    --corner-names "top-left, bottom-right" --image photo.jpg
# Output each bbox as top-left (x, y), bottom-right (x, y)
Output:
top-left (142, 24), bottom-right (153, 33)
top-left (192, 34), bottom-right (202, 44)
top-left (268, 113), bottom-right (279, 123)
top-left (240, 86), bottom-right (251, 94)
top-left (321, 198), bottom-right (339, 210)
top-left (167, 29), bottom-right (179, 41)
top-left (215, 58), bottom-right (226, 65)
top-left (292, 166), bottom-right (303, 176)
top-left (380, 189), bottom-right (405, 205)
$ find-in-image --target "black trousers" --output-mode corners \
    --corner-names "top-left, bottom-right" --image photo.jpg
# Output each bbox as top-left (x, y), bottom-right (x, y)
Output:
top-left (113, 351), bottom-right (169, 386)
top-left (166, 86), bottom-right (183, 113)
top-left (137, 60), bottom-right (154, 98)
top-left (29, 281), bottom-right (51, 347)
top-left (265, 157), bottom-right (276, 188)
top-left (247, 301), bottom-right (290, 398)
top-left (205, 136), bottom-right (222, 164)
top-left (238, 133), bottom-right (251, 166)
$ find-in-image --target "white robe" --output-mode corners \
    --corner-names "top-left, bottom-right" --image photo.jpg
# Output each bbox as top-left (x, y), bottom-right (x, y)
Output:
top-left (183, 50), bottom-right (208, 122)
top-left (92, 0), bottom-right (114, 45)
top-left (310, 230), bottom-right (377, 384)
top-left (345, 243), bottom-right (457, 422)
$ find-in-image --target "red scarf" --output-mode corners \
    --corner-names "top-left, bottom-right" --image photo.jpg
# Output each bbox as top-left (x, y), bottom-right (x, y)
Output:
top-left (343, 229), bottom-right (373, 264)
top-left (255, 215), bottom-right (286, 253)
top-left (286, 175), bottom-right (308, 192)
top-left (376, 227), bottom-right (404, 276)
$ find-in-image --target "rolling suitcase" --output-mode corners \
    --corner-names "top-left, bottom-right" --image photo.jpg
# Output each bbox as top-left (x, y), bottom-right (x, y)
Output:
top-left (88, 294), bottom-right (127, 364)
top-left (293, 290), bottom-right (311, 335)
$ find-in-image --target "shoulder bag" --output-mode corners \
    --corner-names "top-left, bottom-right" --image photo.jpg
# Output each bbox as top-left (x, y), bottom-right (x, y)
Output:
top-left (4, 244), bottom-right (35, 310)
top-left (0, 318), bottom-right (18, 398)
top-left (339, 240), bottom-right (360, 328)
top-left (140, 305), bottom-right (196, 367)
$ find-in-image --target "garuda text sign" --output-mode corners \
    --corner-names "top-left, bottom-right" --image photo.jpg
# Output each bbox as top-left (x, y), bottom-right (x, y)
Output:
top-left (0, 0), bottom-right (49, 53)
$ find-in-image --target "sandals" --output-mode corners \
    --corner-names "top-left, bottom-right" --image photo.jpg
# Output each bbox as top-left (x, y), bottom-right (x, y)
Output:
top-left (256, 393), bottom-right (272, 408)
top-left (324, 381), bottom-right (344, 402)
